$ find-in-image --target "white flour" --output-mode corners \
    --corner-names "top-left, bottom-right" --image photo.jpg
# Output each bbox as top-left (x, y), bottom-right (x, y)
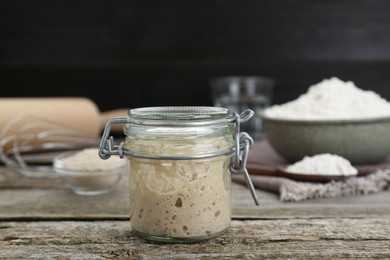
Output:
top-left (59, 148), bottom-right (125, 171)
top-left (285, 153), bottom-right (358, 176)
top-left (264, 77), bottom-right (390, 120)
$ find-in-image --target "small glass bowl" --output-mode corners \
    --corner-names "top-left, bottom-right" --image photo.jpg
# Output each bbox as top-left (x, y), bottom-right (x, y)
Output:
top-left (53, 149), bottom-right (129, 196)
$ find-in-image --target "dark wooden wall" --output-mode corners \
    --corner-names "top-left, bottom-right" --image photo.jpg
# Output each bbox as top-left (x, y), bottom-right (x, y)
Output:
top-left (1, 0), bottom-right (390, 112)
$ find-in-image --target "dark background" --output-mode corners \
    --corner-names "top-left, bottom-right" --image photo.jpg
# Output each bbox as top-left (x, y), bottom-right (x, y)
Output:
top-left (1, 0), bottom-right (390, 112)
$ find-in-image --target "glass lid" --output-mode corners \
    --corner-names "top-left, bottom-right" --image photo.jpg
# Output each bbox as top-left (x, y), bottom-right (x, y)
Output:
top-left (127, 106), bottom-right (233, 122)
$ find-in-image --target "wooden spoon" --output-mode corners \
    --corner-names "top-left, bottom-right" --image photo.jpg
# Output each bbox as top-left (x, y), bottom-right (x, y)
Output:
top-left (246, 163), bottom-right (362, 183)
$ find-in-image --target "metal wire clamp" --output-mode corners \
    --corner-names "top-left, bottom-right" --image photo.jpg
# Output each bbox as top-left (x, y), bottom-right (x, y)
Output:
top-left (99, 109), bottom-right (260, 205)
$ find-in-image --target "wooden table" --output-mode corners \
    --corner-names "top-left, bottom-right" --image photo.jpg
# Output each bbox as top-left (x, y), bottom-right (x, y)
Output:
top-left (1, 166), bottom-right (389, 259)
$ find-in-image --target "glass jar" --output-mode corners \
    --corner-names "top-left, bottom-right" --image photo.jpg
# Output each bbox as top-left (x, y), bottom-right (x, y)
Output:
top-left (99, 106), bottom-right (258, 243)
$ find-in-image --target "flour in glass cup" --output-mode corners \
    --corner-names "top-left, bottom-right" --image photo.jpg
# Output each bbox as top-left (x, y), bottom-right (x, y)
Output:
top-left (58, 148), bottom-right (125, 171)
top-left (264, 77), bottom-right (390, 120)
top-left (54, 148), bottom-right (127, 193)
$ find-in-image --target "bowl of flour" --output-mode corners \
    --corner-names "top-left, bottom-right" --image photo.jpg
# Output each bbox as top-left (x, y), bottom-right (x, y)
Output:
top-left (54, 148), bottom-right (129, 195)
top-left (261, 77), bottom-right (390, 164)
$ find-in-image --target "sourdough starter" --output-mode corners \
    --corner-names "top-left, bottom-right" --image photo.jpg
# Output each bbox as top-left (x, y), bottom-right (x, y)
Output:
top-left (125, 137), bottom-right (233, 240)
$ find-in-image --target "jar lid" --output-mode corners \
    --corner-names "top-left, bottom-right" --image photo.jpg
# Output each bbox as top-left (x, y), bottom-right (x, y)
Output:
top-left (127, 106), bottom-right (234, 126)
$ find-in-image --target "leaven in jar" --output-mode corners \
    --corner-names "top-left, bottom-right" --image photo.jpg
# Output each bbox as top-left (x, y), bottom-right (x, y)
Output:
top-left (98, 106), bottom-right (258, 243)
top-left (124, 107), bottom-right (235, 243)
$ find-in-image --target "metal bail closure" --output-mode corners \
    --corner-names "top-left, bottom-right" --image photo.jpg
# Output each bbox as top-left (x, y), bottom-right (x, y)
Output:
top-left (99, 117), bottom-right (129, 160)
top-left (99, 110), bottom-right (260, 206)
top-left (230, 111), bottom-right (260, 206)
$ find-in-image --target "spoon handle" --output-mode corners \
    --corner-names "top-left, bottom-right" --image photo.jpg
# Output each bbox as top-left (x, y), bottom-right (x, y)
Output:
top-left (246, 163), bottom-right (279, 176)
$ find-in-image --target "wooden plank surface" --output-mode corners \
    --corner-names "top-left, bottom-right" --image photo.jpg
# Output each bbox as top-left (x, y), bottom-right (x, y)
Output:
top-left (1, 167), bottom-right (390, 220)
top-left (1, 165), bottom-right (390, 259)
top-left (1, 219), bottom-right (389, 259)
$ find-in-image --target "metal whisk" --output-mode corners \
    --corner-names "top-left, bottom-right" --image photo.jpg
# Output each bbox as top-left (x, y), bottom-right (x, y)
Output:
top-left (0, 114), bottom-right (100, 178)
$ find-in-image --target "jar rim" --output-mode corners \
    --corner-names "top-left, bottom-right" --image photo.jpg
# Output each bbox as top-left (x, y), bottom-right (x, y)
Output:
top-left (128, 106), bottom-right (233, 122)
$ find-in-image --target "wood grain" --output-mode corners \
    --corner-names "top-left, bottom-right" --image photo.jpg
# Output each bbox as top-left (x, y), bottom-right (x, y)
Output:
top-left (3, 0), bottom-right (390, 251)
top-left (1, 167), bottom-right (389, 220)
top-left (1, 163), bottom-right (390, 259)
top-left (1, 219), bottom-right (389, 259)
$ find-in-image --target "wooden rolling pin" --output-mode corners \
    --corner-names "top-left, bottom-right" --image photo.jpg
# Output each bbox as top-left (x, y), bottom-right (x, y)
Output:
top-left (0, 97), bottom-right (129, 136)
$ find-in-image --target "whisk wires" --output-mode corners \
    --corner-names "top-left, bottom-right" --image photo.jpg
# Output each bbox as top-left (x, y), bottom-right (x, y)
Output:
top-left (0, 114), bottom-right (100, 178)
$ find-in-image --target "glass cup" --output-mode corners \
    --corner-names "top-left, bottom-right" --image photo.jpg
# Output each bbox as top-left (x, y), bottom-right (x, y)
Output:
top-left (210, 76), bottom-right (274, 140)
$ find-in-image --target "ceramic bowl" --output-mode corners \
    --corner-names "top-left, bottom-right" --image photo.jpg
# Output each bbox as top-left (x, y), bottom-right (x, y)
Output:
top-left (53, 149), bottom-right (129, 196)
top-left (260, 113), bottom-right (390, 165)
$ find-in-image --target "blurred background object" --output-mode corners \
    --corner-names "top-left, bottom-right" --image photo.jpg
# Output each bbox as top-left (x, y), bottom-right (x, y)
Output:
top-left (211, 76), bottom-right (274, 140)
top-left (0, 98), bottom-right (128, 176)
top-left (1, 1), bottom-right (390, 112)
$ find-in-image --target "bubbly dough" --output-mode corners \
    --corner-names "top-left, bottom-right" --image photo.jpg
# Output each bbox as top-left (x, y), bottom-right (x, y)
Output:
top-left (125, 137), bottom-right (234, 240)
